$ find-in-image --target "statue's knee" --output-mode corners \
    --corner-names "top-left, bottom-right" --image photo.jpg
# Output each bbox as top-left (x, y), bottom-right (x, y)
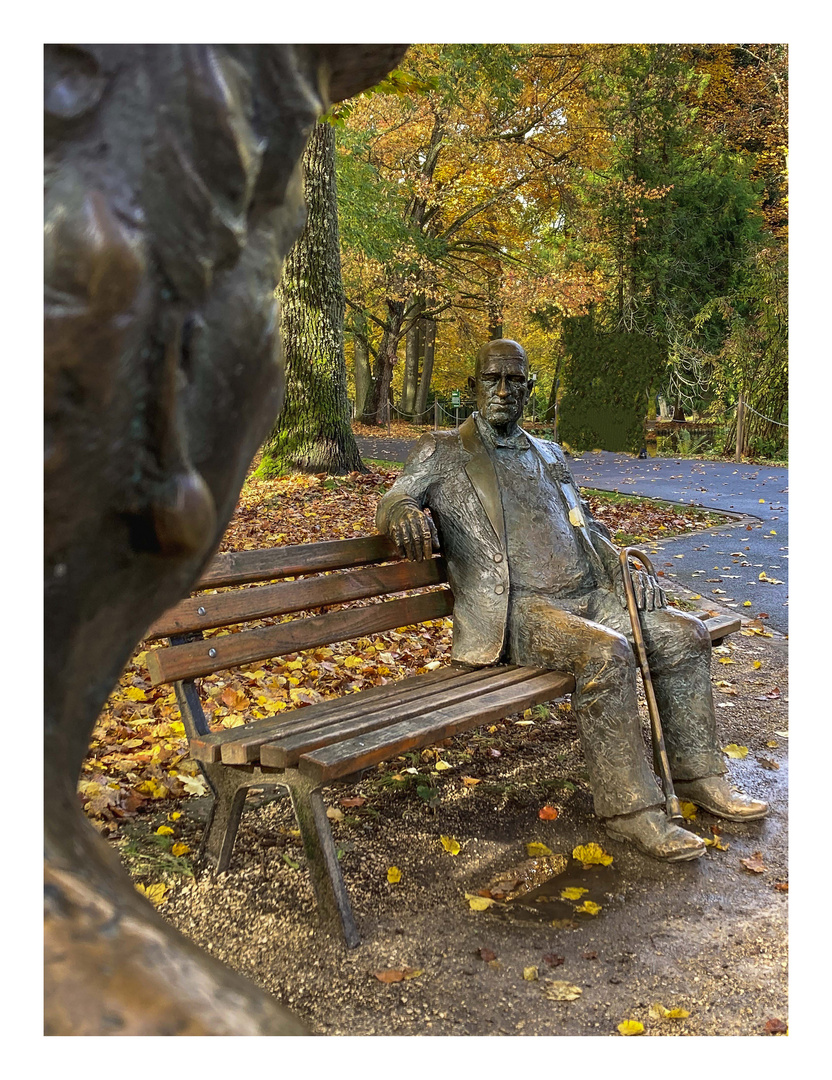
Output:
top-left (595, 628), bottom-right (634, 670)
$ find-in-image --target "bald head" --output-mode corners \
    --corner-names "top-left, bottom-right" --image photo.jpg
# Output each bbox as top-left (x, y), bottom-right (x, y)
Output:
top-left (475, 339), bottom-right (528, 381)
top-left (470, 338), bottom-right (530, 435)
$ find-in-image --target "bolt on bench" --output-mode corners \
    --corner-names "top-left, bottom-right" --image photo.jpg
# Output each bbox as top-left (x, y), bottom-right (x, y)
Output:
top-left (144, 535), bottom-right (741, 947)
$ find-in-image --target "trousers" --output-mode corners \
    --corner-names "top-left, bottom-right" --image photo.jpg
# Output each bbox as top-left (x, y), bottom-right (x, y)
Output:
top-left (507, 587), bottom-right (726, 818)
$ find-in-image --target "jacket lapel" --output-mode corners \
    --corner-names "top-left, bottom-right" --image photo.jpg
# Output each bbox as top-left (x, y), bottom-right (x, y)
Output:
top-left (459, 416), bottom-right (506, 548)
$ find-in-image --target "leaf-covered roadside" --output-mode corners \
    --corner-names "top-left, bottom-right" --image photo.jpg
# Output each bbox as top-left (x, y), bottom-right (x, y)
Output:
top-left (79, 459), bottom-right (725, 841)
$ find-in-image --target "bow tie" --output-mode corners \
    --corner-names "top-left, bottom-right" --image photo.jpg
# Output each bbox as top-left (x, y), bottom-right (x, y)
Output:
top-left (492, 433), bottom-right (530, 450)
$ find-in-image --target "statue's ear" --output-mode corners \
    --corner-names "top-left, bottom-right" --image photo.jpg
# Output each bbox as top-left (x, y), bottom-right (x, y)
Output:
top-left (467, 376), bottom-right (476, 391)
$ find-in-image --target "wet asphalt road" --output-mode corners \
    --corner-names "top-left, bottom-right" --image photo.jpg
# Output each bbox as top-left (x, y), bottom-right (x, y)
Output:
top-left (356, 438), bottom-right (789, 635)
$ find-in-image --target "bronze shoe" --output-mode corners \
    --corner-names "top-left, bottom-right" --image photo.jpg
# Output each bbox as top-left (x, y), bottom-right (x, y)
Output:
top-left (673, 776), bottom-right (769, 821)
top-left (605, 808), bottom-right (706, 862)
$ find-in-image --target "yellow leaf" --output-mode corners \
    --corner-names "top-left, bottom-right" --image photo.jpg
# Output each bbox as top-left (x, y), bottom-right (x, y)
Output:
top-left (575, 900), bottom-right (602, 915)
top-left (743, 600), bottom-right (752, 607)
top-left (465, 894), bottom-right (494, 911)
top-left (650, 1002), bottom-right (690, 1019)
top-left (461, 776), bottom-right (481, 786)
top-left (722, 743), bottom-right (749, 758)
top-left (526, 842), bottom-right (553, 857)
top-left (568, 507), bottom-right (585, 528)
top-left (523, 966), bottom-right (539, 981)
top-left (124, 686), bottom-right (148, 701)
top-left (155, 825), bottom-right (174, 836)
top-left (717, 657), bottom-right (735, 664)
top-left (543, 980), bottom-right (582, 1001)
top-left (617, 1019), bottom-right (645, 1036)
top-left (560, 887), bottom-right (589, 900)
top-left (770, 530), bottom-right (776, 535)
top-left (440, 835), bottom-right (461, 855)
top-left (680, 801), bottom-right (698, 820)
top-left (434, 760), bottom-right (452, 771)
top-left (572, 842), bottom-right (613, 866)
top-left (767, 740), bottom-right (779, 748)
top-left (759, 571), bottom-right (768, 580)
top-left (689, 594), bottom-right (702, 600)
top-left (171, 842), bottom-right (190, 857)
top-left (343, 656), bottom-right (363, 669)
top-left (135, 882), bottom-right (168, 906)
top-left (168, 811), bottom-right (182, 821)
top-left (703, 836), bottom-right (729, 850)
top-left (387, 866), bottom-right (402, 884)
top-left (759, 499), bottom-right (766, 503)
top-left (753, 660), bottom-right (762, 669)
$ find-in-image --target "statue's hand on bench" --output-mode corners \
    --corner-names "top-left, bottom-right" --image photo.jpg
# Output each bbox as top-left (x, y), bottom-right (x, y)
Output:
top-left (628, 568), bottom-right (667, 611)
top-left (388, 505), bottom-right (440, 562)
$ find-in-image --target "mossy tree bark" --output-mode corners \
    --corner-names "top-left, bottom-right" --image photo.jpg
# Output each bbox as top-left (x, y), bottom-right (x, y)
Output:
top-left (257, 122), bottom-right (364, 477)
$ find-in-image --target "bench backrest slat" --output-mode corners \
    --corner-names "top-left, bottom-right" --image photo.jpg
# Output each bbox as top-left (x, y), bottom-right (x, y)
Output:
top-left (146, 588), bottom-right (454, 686)
top-left (147, 556), bottom-right (448, 640)
top-left (197, 535), bottom-right (399, 589)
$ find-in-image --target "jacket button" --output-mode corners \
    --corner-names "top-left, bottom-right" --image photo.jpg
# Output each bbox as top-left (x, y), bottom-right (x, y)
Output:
top-left (492, 553), bottom-right (503, 563)
top-left (495, 584), bottom-right (505, 595)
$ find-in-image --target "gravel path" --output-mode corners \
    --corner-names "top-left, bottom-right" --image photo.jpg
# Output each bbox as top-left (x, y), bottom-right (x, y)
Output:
top-left (149, 613), bottom-right (788, 1037)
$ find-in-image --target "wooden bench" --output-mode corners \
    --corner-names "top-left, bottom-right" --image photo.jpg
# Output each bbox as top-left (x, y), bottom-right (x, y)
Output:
top-left (144, 535), bottom-right (740, 947)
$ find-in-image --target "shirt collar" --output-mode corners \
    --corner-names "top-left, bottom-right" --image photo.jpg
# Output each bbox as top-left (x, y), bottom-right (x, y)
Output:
top-left (473, 412), bottom-right (530, 451)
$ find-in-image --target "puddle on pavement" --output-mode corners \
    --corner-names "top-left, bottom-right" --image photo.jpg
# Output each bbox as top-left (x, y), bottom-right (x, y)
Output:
top-left (474, 855), bottom-right (618, 925)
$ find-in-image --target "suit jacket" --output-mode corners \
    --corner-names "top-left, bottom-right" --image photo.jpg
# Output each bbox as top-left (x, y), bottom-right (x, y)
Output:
top-left (376, 414), bottom-right (618, 666)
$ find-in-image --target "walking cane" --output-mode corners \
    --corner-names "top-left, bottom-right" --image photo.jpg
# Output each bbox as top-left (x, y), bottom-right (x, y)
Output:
top-left (618, 547), bottom-right (683, 823)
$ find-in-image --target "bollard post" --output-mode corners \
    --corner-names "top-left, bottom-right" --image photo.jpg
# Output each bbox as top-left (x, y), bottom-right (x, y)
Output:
top-left (434, 400), bottom-right (439, 431)
top-left (386, 399), bottom-right (391, 435)
top-left (734, 393), bottom-right (744, 462)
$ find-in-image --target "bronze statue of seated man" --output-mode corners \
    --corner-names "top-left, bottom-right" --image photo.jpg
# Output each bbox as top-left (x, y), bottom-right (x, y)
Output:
top-left (377, 338), bottom-right (768, 861)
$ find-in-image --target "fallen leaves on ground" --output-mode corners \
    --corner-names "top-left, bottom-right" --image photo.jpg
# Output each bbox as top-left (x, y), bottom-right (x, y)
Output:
top-left (617, 1019), bottom-right (644, 1035)
top-left (560, 887), bottom-right (588, 900)
top-left (542, 954), bottom-right (565, 968)
top-left (538, 805), bottom-right (559, 820)
top-left (135, 882), bottom-right (168, 906)
top-left (372, 967), bottom-right (424, 983)
top-left (722, 743), bottom-right (749, 758)
top-left (572, 842), bottom-right (614, 867)
top-left (649, 1002), bottom-right (690, 1019)
top-left (764, 1018), bottom-right (788, 1035)
top-left (526, 841), bottom-right (553, 857)
top-left (575, 900), bottom-right (602, 915)
top-left (466, 893), bottom-right (496, 911)
top-left (523, 966), bottom-right (539, 981)
top-left (440, 835), bottom-right (461, 855)
top-left (387, 866), bottom-right (401, 884)
top-left (477, 947), bottom-right (497, 962)
top-left (542, 980), bottom-right (582, 1001)
top-left (680, 801), bottom-right (698, 820)
top-left (740, 851), bottom-right (768, 873)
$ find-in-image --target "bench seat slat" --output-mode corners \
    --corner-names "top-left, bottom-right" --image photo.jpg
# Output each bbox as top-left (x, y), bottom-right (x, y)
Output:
top-left (259, 666), bottom-right (544, 768)
top-left (298, 669), bottom-right (576, 782)
top-left (189, 664), bottom-right (477, 764)
top-left (146, 589), bottom-right (454, 686)
top-left (198, 535), bottom-right (399, 589)
top-left (147, 557), bottom-right (448, 640)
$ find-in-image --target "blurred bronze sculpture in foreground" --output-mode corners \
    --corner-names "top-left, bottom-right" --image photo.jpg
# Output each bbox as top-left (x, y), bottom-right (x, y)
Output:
top-left (377, 339), bottom-right (768, 861)
top-left (44, 42), bottom-right (406, 1036)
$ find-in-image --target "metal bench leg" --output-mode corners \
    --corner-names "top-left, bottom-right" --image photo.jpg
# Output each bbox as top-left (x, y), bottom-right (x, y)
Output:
top-left (197, 764), bottom-right (251, 875)
top-left (282, 771), bottom-right (360, 949)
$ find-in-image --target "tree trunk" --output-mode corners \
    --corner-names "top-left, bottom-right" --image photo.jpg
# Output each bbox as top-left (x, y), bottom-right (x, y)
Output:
top-left (401, 295), bottom-right (424, 415)
top-left (257, 122), bottom-right (364, 476)
top-left (353, 313), bottom-right (371, 418)
top-left (361, 298), bottom-right (406, 424)
top-left (414, 317), bottom-right (437, 418)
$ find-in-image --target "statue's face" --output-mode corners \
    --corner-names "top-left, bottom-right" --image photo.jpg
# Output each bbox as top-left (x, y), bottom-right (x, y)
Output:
top-left (476, 351), bottom-right (530, 429)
